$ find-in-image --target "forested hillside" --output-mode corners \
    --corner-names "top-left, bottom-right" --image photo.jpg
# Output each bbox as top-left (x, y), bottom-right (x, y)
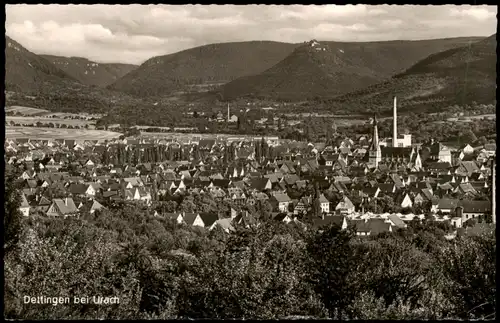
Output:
top-left (327, 34), bottom-right (496, 114)
top-left (41, 55), bottom-right (137, 87)
top-left (5, 36), bottom-right (78, 94)
top-left (219, 37), bottom-right (485, 101)
top-left (108, 41), bottom-right (300, 97)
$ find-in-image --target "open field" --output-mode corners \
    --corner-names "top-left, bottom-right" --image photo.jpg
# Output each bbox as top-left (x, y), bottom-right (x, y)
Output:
top-left (446, 114), bottom-right (496, 122)
top-left (134, 125), bottom-right (172, 131)
top-left (5, 105), bottom-right (103, 119)
top-left (139, 131), bottom-right (279, 143)
top-left (6, 116), bottom-right (94, 127)
top-left (5, 106), bottom-right (50, 116)
top-left (434, 114), bottom-right (496, 124)
top-left (5, 126), bottom-right (121, 140)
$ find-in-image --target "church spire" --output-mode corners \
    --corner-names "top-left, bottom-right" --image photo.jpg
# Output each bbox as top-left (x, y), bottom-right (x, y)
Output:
top-left (370, 114), bottom-right (379, 150)
top-left (368, 113), bottom-right (381, 168)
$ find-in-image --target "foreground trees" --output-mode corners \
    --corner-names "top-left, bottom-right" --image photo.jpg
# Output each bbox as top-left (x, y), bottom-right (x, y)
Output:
top-left (3, 184), bottom-right (496, 319)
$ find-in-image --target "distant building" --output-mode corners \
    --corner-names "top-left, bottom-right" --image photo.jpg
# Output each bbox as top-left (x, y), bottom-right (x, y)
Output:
top-left (367, 114), bottom-right (381, 168)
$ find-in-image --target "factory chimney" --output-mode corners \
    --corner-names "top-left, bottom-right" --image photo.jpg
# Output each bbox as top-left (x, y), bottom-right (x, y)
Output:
top-left (492, 157), bottom-right (496, 224)
top-left (393, 96), bottom-right (398, 148)
top-left (227, 103), bottom-right (230, 122)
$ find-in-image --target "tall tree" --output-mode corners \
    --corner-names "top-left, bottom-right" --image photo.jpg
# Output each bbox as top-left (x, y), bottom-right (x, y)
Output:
top-left (4, 169), bottom-right (22, 254)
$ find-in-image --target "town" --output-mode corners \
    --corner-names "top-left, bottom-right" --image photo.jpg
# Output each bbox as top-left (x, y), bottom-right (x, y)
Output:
top-left (4, 4), bottom-right (496, 321)
top-left (6, 97), bottom-right (495, 235)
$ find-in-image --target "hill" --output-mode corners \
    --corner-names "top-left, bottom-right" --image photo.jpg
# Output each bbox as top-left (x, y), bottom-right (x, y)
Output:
top-left (108, 41), bottom-right (300, 97)
top-left (329, 34), bottom-right (496, 115)
top-left (40, 55), bottom-right (137, 87)
top-left (5, 36), bottom-right (79, 94)
top-left (5, 36), bottom-right (148, 116)
top-left (219, 37), bottom-right (486, 101)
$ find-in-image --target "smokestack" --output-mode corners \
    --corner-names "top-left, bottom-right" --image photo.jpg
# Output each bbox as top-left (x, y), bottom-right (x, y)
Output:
top-left (227, 103), bottom-right (230, 122)
top-left (492, 158), bottom-right (496, 224)
top-left (393, 96), bottom-right (398, 147)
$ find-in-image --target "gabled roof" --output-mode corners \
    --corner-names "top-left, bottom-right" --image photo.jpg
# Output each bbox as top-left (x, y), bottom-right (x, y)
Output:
top-left (427, 161), bottom-right (452, 170)
top-left (387, 214), bottom-right (406, 228)
top-left (336, 196), bottom-right (355, 210)
top-left (272, 193), bottom-right (292, 203)
top-left (459, 161), bottom-right (480, 174)
top-left (199, 213), bottom-right (219, 227)
top-left (316, 193), bottom-right (328, 204)
top-left (457, 183), bottom-right (477, 194)
top-left (103, 190), bottom-right (118, 198)
top-left (458, 200), bottom-right (491, 213)
top-left (90, 200), bottom-right (105, 212)
top-left (38, 196), bottom-right (52, 206)
top-left (381, 147), bottom-right (412, 157)
top-left (313, 215), bottom-right (346, 229)
top-left (212, 179), bottom-right (230, 188)
top-left (420, 188), bottom-right (433, 200)
top-left (213, 218), bottom-right (235, 232)
top-left (249, 178), bottom-right (271, 191)
top-left (52, 198), bottom-right (79, 214)
top-left (367, 218), bottom-right (393, 234)
top-left (183, 213), bottom-right (199, 225)
top-left (378, 183), bottom-right (395, 193)
top-left (20, 193), bottom-right (30, 208)
top-left (68, 183), bottom-right (88, 195)
top-left (437, 198), bottom-right (459, 209)
top-left (349, 219), bottom-right (370, 232)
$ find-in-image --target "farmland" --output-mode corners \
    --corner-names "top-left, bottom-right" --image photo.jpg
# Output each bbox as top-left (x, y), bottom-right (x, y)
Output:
top-left (6, 116), bottom-right (94, 127)
top-left (4, 106), bottom-right (50, 116)
top-left (5, 126), bottom-right (121, 140)
top-left (433, 114), bottom-right (496, 124)
top-left (138, 131), bottom-right (279, 143)
top-left (5, 105), bottom-right (103, 119)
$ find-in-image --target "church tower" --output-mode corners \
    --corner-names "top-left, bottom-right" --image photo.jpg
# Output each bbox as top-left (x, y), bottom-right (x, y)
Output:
top-left (368, 114), bottom-right (382, 168)
top-left (393, 96), bottom-right (398, 147)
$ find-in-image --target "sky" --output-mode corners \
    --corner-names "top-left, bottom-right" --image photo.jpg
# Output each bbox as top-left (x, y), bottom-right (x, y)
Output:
top-left (6, 4), bottom-right (497, 65)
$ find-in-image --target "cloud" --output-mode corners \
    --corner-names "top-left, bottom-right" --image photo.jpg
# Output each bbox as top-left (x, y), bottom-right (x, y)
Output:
top-left (5, 4), bottom-right (497, 65)
top-left (450, 7), bottom-right (496, 20)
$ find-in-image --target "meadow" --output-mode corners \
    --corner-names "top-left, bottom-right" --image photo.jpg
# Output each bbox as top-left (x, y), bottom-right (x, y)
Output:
top-left (6, 116), bottom-right (94, 127)
top-left (5, 126), bottom-right (121, 140)
top-left (5, 105), bottom-right (103, 119)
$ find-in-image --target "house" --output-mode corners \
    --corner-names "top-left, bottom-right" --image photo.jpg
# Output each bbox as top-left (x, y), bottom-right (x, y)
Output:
top-left (210, 218), bottom-right (236, 233)
top-left (335, 196), bottom-right (355, 215)
top-left (457, 200), bottom-right (491, 221)
top-left (399, 193), bottom-right (413, 209)
top-left (85, 183), bottom-right (102, 196)
top-left (273, 213), bottom-right (293, 224)
top-left (182, 213), bottom-right (200, 226)
top-left (318, 194), bottom-right (330, 214)
top-left (46, 198), bottom-right (79, 217)
top-left (133, 187), bottom-right (152, 203)
top-left (89, 200), bottom-right (105, 214)
top-left (164, 212), bottom-right (185, 224)
top-left (68, 183), bottom-right (88, 196)
top-left (270, 193), bottom-right (292, 213)
top-left (450, 217), bottom-right (463, 228)
top-left (197, 213), bottom-right (219, 228)
top-left (313, 215), bottom-right (348, 230)
top-left (387, 214), bottom-right (407, 229)
top-left (434, 198), bottom-right (460, 214)
top-left (293, 200), bottom-right (308, 215)
top-left (123, 177), bottom-right (144, 188)
top-left (19, 193), bottom-right (30, 216)
top-left (460, 144), bottom-right (475, 155)
top-left (350, 218), bottom-right (393, 236)
top-left (483, 143), bottom-right (496, 157)
top-left (35, 196), bottom-right (52, 214)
